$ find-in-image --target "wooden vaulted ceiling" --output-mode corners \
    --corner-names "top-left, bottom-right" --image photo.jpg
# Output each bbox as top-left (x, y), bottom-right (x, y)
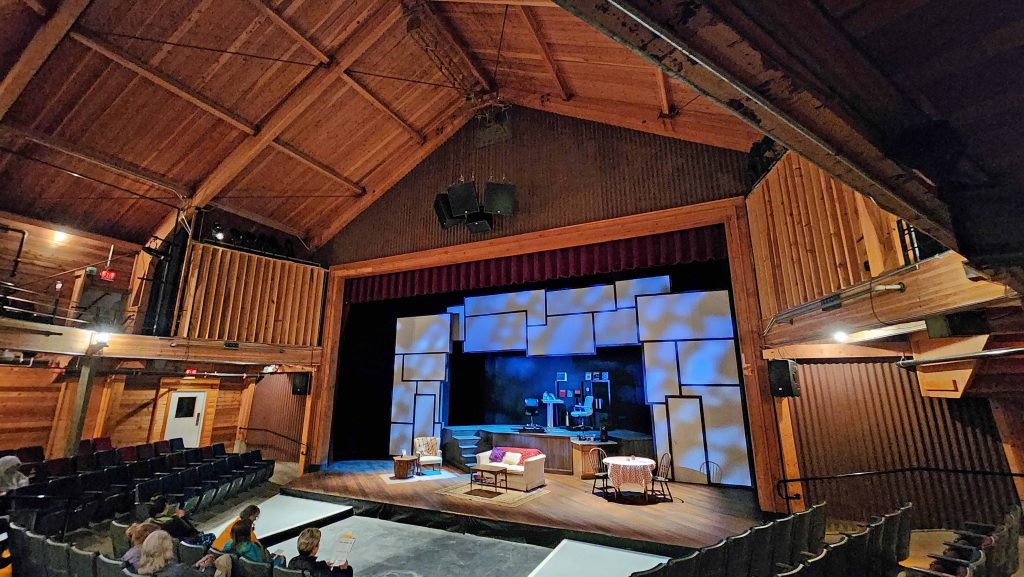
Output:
top-left (0, 0), bottom-right (760, 247)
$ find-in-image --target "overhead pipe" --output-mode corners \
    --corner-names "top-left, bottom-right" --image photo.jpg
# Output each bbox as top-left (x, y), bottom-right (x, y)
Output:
top-left (0, 224), bottom-right (27, 277)
top-left (896, 346), bottom-right (1024, 369)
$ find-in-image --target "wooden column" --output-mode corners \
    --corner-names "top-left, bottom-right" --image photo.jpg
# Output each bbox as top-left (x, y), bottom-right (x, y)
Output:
top-left (65, 356), bottom-right (98, 457)
top-left (299, 276), bottom-right (345, 471)
top-left (990, 398), bottom-right (1024, 503)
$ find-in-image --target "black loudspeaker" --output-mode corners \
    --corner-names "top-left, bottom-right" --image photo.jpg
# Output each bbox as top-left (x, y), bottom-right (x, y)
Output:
top-left (433, 193), bottom-right (463, 229)
top-left (483, 182), bottom-right (516, 215)
top-left (291, 373), bottom-right (311, 395)
top-left (768, 360), bottom-right (800, 397)
top-left (447, 181), bottom-right (479, 215)
top-left (465, 212), bottom-right (493, 233)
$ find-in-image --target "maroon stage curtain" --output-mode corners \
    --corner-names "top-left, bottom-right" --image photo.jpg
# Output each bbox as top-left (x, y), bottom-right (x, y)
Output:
top-left (346, 224), bottom-right (726, 303)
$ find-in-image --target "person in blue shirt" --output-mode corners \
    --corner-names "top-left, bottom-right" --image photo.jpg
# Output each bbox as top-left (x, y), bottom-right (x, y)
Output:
top-left (223, 520), bottom-right (285, 566)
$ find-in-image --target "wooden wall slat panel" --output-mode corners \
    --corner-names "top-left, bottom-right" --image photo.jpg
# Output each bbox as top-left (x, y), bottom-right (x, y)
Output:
top-left (247, 374), bottom-right (306, 462)
top-left (175, 243), bottom-right (325, 346)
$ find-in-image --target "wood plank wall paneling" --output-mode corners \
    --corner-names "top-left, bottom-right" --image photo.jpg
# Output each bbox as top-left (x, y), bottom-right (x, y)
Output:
top-left (317, 106), bottom-right (748, 264)
top-left (177, 243), bottom-right (326, 347)
top-left (247, 374), bottom-right (306, 462)
top-left (0, 367), bottom-right (63, 452)
top-left (211, 377), bottom-right (246, 445)
top-left (746, 152), bottom-right (904, 321)
top-left (788, 361), bottom-right (1017, 529)
top-left (110, 375), bottom-right (163, 447)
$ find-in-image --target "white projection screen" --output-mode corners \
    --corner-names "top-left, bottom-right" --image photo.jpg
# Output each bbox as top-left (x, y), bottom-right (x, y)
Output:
top-left (413, 394), bottom-right (435, 440)
top-left (676, 340), bottom-right (740, 385)
top-left (594, 308), bottom-right (640, 346)
top-left (667, 396), bottom-right (709, 483)
top-left (643, 341), bottom-right (679, 403)
top-left (546, 285), bottom-right (616, 316)
top-left (464, 312), bottom-right (528, 352)
top-left (636, 291), bottom-right (735, 341)
top-left (527, 313), bottom-right (596, 356)
top-left (679, 385), bottom-right (750, 486)
top-left (395, 314), bottom-right (452, 354)
top-left (465, 290), bottom-right (546, 325)
top-left (401, 353), bottom-right (448, 381)
top-left (390, 380), bottom-right (415, 423)
top-left (389, 423), bottom-right (413, 456)
top-left (615, 276), bottom-right (671, 308)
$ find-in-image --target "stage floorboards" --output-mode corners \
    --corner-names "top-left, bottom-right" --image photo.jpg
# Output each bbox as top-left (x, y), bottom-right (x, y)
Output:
top-left (287, 461), bottom-right (766, 549)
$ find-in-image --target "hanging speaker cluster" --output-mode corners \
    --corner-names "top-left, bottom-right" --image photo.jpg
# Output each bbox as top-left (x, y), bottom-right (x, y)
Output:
top-left (434, 181), bottom-right (516, 233)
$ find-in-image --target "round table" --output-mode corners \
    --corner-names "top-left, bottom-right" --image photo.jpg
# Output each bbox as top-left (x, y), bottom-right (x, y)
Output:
top-left (392, 455), bottom-right (419, 479)
top-left (603, 456), bottom-right (656, 493)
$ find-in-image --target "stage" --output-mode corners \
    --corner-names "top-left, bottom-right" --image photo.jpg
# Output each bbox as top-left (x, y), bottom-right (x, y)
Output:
top-left (286, 460), bottom-right (765, 552)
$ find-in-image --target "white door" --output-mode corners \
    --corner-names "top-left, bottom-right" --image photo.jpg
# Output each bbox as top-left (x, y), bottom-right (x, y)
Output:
top-left (164, 391), bottom-right (207, 448)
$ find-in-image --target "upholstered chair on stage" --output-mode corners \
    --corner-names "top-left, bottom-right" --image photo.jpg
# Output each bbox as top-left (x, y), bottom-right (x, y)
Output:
top-left (570, 396), bottom-right (595, 430)
top-left (413, 437), bottom-right (442, 472)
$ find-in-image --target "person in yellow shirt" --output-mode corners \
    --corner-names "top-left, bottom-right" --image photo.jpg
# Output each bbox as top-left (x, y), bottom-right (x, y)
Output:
top-left (212, 504), bottom-right (260, 550)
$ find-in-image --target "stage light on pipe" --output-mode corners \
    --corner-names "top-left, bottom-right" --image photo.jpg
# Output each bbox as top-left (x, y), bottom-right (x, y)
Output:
top-left (832, 330), bottom-right (849, 343)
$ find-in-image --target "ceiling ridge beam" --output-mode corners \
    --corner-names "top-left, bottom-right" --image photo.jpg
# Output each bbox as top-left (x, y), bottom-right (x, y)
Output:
top-left (517, 5), bottom-right (570, 101)
top-left (0, 0), bottom-right (92, 122)
top-left (245, 0), bottom-right (330, 65)
top-left (0, 123), bottom-right (191, 198)
top-left (269, 139), bottom-right (364, 195)
top-left (69, 30), bottom-right (257, 136)
top-left (338, 71), bottom-right (425, 144)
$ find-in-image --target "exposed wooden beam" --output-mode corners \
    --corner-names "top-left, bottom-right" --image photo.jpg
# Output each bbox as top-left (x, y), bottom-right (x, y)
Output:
top-left (207, 200), bottom-right (309, 241)
top-left (413, 0), bottom-right (493, 92)
top-left (337, 71), bottom-right (425, 144)
top-left (0, 0), bottom-right (91, 122)
top-left (655, 69), bottom-right (673, 117)
top-left (269, 140), bottom-right (364, 196)
top-left (0, 123), bottom-right (191, 198)
top-left (762, 342), bottom-right (910, 360)
top-left (65, 355), bottom-right (97, 457)
top-left (68, 30), bottom-right (257, 136)
top-left (910, 332), bottom-right (990, 399)
top-left (0, 208), bottom-right (141, 252)
top-left (22, 0), bottom-right (48, 17)
top-left (517, 6), bottom-right (570, 101)
top-left (245, 0), bottom-right (330, 65)
top-left (431, 0), bottom-right (557, 6)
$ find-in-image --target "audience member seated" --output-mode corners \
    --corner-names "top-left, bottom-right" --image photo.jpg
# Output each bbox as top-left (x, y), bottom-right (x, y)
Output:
top-left (288, 528), bottom-right (353, 577)
top-left (136, 530), bottom-right (204, 577)
top-left (0, 456), bottom-right (29, 494)
top-left (124, 522), bottom-right (161, 571)
top-left (224, 520), bottom-right (284, 566)
top-left (475, 447), bottom-right (546, 491)
top-left (212, 504), bottom-right (260, 550)
top-left (146, 495), bottom-right (214, 547)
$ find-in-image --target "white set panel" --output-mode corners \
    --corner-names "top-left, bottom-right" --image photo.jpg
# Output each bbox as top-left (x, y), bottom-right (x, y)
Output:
top-left (615, 276), bottom-right (671, 309)
top-left (389, 423), bottom-right (413, 456)
top-left (417, 381), bottom-right (442, 420)
top-left (676, 340), bottom-right (740, 385)
top-left (643, 342), bottom-right (679, 404)
top-left (667, 396), bottom-right (708, 484)
top-left (401, 353), bottom-right (447, 381)
top-left (413, 394), bottom-right (435, 440)
top-left (651, 404), bottom-right (670, 468)
top-left (464, 312), bottom-right (528, 352)
top-left (446, 305), bottom-right (465, 341)
top-left (679, 385), bottom-right (751, 486)
top-left (594, 308), bottom-right (640, 346)
top-left (545, 285), bottom-right (616, 316)
top-left (395, 314), bottom-right (452, 354)
top-left (464, 290), bottom-right (546, 325)
top-left (390, 380), bottom-right (415, 423)
top-left (392, 356), bottom-right (404, 384)
top-left (636, 291), bottom-right (734, 341)
top-left (527, 313), bottom-right (596, 356)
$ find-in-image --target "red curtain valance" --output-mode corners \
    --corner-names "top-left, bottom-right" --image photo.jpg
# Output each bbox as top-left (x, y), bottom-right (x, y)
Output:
top-left (346, 224), bottom-right (726, 303)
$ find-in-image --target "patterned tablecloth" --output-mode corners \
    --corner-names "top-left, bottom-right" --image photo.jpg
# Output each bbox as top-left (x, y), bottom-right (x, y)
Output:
top-left (603, 456), bottom-right (656, 490)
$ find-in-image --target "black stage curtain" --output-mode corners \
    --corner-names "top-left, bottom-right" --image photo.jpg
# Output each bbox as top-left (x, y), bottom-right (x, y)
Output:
top-left (346, 224), bottom-right (726, 303)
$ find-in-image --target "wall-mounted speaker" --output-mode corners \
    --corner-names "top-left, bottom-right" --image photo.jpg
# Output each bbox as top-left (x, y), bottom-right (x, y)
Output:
top-left (447, 181), bottom-right (479, 215)
top-left (483, 182), bottom-right (516, 215)
top-left (465, 212), bottom-right (493, 233)
top-left (433, 193), bottom-right (463, 229)
top-left (291, 373), bottom-right (311, 395)
top-left (768, 359), bottom-right (800, 397)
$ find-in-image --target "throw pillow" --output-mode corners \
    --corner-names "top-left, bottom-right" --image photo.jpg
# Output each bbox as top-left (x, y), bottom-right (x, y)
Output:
top-left (502, 452), bottom-right (523, 465)
top-left (489, 447), bottom-right (506, 462)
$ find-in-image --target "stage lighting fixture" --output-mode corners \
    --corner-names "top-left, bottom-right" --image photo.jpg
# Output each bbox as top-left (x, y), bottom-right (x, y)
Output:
top-left (483, 182), bottom-right (516, 215)
top-left (832, 330), bottom-right (849, 343)
top-left (447, 181), bottom-right (480, 215)
top-left (93, 331), bottom-right (111, 346)
top-left (433, 193), bottom-right (464, 229)
top-left (465, 212), bottom-right (493, 233)
top-left (212, 223), bottom-right (225, 241)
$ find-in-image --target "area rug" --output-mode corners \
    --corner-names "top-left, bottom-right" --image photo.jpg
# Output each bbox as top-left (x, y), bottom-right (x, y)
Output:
top-left (436, 481), bottom-right (549, 507)
top-left (378, 470), bottom-right (460, 485)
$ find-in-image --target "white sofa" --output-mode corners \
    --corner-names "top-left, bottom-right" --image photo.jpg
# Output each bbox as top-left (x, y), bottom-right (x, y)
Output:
top-left (476, 449), bottom-right (546, 492)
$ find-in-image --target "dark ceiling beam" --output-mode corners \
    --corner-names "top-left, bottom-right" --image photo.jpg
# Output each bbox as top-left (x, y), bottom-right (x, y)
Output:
top-left (517, 5), bottom-right (571, 101)
top-left (207, 200), bottom-right (309, 242)
top-left (553, 0), bottom-right (956, 252)
top-left (22, 0), bottom-right (48, 17)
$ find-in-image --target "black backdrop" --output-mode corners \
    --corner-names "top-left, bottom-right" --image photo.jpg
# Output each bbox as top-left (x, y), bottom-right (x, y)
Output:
top-left (330, 260), bottom-right (733, 461)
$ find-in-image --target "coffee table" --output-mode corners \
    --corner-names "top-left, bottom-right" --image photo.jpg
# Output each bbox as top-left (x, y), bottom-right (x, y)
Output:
top-left (393, 455), bottom-right (419, 479)
top-left (469, 463), bottom-right (508, 494)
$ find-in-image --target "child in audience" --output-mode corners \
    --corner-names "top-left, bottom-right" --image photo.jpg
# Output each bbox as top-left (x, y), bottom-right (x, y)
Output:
top-left (135, 530), bottom-right (204, 577)
top-left (288, 527), bottom-right (353, 577)
top-left (123, 522), bottom-right (161, 571)
top-left (0, 456), bottom-right (29, 495)
top-left (223, 520), bottom-right (284, 566)
top-left (212, 504), bottom-right (260, 550)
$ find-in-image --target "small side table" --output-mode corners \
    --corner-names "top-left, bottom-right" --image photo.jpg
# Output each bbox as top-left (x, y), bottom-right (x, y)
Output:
top-left (393, 455), bottom-right (419, 479)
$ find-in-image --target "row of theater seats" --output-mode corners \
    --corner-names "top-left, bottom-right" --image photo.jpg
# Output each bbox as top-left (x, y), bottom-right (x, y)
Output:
top-left (2, 438), bottom-right (275, 539)
top-left (903, 505), bottom-right (1021, 577)
top-left (633, 502), bottom-right (916, 577)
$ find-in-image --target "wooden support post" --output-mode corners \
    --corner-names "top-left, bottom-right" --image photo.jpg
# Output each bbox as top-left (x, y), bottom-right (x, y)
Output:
top-left (65, 356), bottom-right (98, 457)
top-left (299, 275), bottom-right (344, 472)
top-left (990, 398), bottom-right (1024, 503)
top-left (655, 69), bottom-right (673, 117)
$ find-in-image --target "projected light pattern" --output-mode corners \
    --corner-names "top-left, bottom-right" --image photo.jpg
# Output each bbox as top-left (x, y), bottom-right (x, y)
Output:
top-left (465, 290), bottom-right (546, 325)
top-left (546, 285), bottom-right (617, 316)
top-left (527, 313), bottom-right (596, 356)
top-left (395, 314), bottom-right (453, 354)
top-left (615, 276), bottom-right (672, 309)
top-left (464, 312), bottom-right (528, 352)
top-left (389, 313), bottom-right (452, 455)
top-left (636, 291), bottom-right (735, 341)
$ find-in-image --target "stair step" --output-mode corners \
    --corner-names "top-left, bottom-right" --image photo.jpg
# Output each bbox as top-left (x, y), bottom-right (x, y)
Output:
top-left (458, 443), bottom-right (479, 450)
top-left (452, 434), bottom-right (480, 441)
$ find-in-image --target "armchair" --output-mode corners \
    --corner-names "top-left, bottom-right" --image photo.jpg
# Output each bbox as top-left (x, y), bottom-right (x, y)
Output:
top-left (413, 436), bottom-right (442, 472)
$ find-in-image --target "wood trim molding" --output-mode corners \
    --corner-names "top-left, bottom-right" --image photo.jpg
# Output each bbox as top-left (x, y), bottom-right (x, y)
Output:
top-left (763, 342), bottom-right (910, 360)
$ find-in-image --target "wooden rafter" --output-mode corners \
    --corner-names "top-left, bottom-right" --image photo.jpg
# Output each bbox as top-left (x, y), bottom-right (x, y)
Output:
top-left (0, 123), bottom-right (191, 199)
top-left (22, 0), bottom-right (48, 17)
top-left (269, 140), bottom-right (364, 196)
top-left (68, 30), bottom-right (257, 136)
top-left (208, 200), bottom-right (309, 241)
top-left (655, 69), bottom-right (673, 117)
top-left (338, 71), bottom-right (425, 144)
top-left (245, 0), bottom-right (330, 65)
top-left (517, 6), bottom-right (570, 101)
top-left (413, 0), bottom-right (492, 93)
top-left (0, 0), bottom-right (91, 122)
top-left (431, 0), bottom-right (557, 6)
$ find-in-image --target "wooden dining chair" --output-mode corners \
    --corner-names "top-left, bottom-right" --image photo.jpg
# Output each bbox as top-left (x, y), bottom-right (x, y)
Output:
top-left (648, 452), bottom-right (674, 502)
top-left (589, 447), bottom-right (612, 497)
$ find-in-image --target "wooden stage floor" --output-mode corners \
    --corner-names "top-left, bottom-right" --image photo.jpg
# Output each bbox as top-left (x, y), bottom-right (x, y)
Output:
top-left (287, 461), bottom-right (766, 549)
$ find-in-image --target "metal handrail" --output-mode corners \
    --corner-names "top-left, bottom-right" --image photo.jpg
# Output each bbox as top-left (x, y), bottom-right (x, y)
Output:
top-left (238, 427), bottom-right (307, 450)
top-left (777, 466), bottom-right (1024, 500)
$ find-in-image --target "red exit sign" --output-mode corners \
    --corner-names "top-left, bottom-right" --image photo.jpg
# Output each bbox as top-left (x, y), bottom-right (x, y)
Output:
top-left (99, 269), bottom-right (117, 282)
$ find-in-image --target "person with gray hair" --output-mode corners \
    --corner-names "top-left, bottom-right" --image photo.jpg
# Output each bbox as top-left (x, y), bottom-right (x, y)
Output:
top-left (134, 530), bottom-right (204, 577)
top-left (287, 527), bottom-right (353, 577)
top-left (0, 455), bottom-right (29, 494)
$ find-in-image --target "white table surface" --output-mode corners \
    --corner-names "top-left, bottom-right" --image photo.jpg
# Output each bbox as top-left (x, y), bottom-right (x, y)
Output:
top-left (603, 456), bottom-right (656, 467)
top-left (527, 540), bottom-right (668, 577)
top-left (208, 494), bottom-right (351, 543)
